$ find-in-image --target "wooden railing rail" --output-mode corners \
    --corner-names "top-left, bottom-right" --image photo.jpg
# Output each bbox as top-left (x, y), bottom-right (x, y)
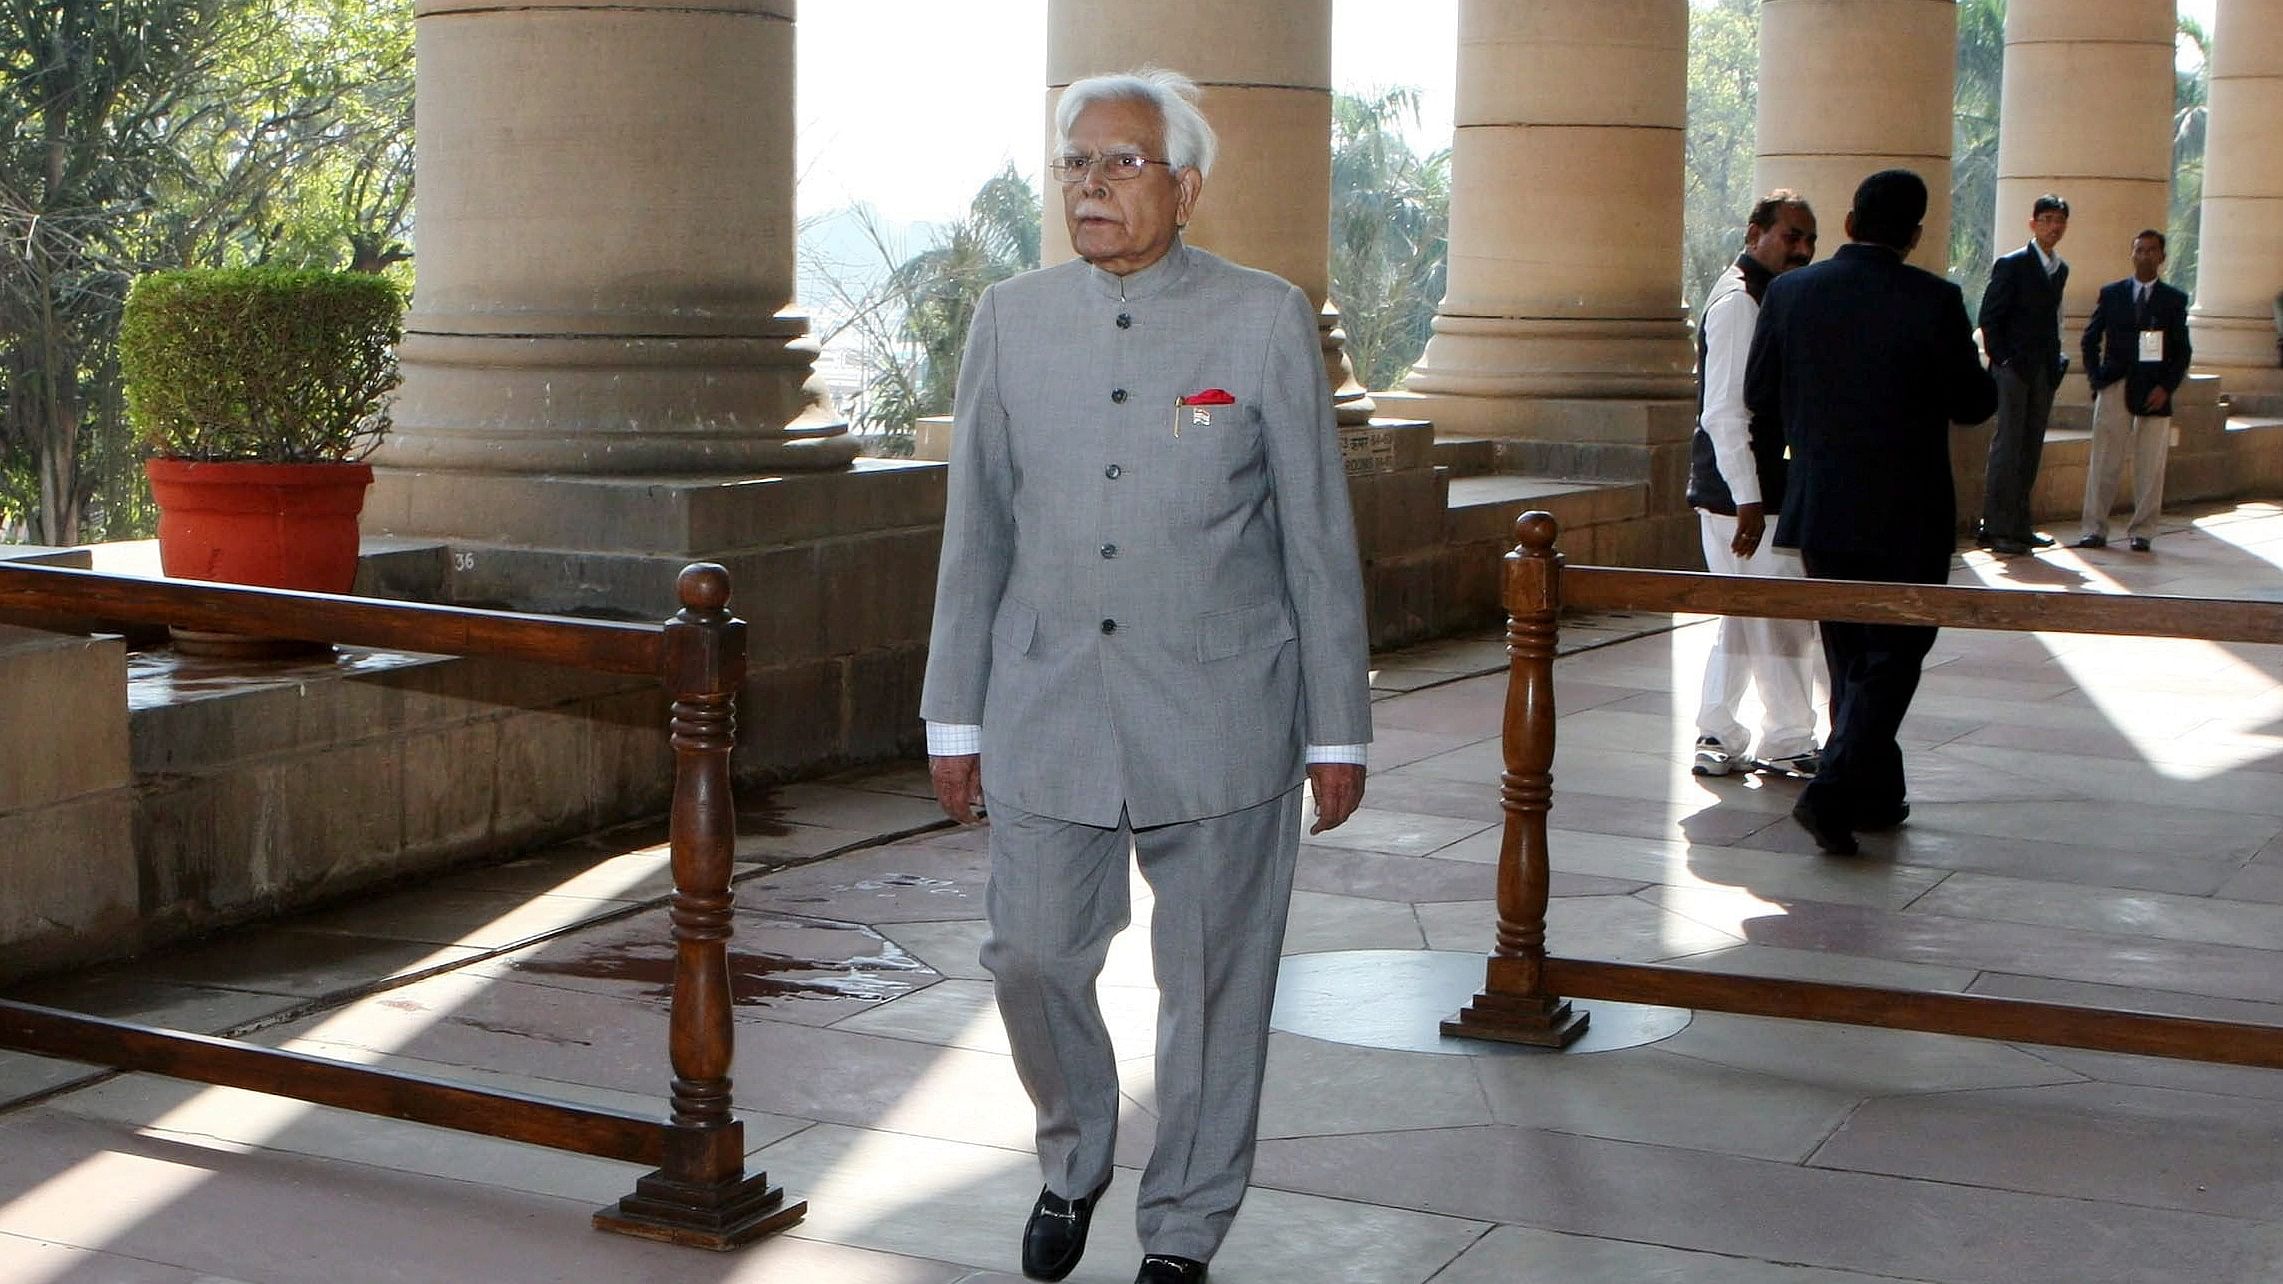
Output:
top-left (1446, 512), bottom-right (2283, 1071)
top-left (0, 562), bottom-right (802, 1249)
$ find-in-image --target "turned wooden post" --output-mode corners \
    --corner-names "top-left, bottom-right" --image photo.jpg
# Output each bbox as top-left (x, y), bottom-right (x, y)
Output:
top-left (1442, 512), bottom-right (1589, 1047)
top-left (595, 564), bottom-right (806, 1248)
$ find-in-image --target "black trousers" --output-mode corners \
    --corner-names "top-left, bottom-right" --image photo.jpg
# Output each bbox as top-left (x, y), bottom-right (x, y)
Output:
top-left (1799, 546), bottom-right (1944, 824)
top-left (1980, 362), bottom-right (2056, 541)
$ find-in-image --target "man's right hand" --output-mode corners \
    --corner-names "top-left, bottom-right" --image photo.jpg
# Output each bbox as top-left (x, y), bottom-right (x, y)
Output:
top-left (1731, 503), bottom-right (1766, 558)
top-left (930, 754), bottom-right (985, 825)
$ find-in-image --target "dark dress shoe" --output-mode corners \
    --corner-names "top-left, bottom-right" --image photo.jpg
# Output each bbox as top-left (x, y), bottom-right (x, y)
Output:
top-left (2073, 534), bottom-right (2106, 549)
top-left (1857, 802), bottom-right (1911, 831)
top-left (1988, 538), bottom-right (2030, 555)
top-left (2129, 537), bottom-right (2152, 552)
top-left (1791, 801), bottom-right (1858, 856)
top-left (1024, 1181), bottom-right (1108, 1281)
top-left (1136, 1255), bottom-right (1209, 1283)
top-left (2027, 532), bottom-right (2056, 548)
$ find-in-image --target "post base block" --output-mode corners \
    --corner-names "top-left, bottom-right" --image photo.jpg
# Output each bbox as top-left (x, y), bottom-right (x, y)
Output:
top-left (594, 1168), bottom-right (806, 1251)
top-left (1442, 987), bottom-right (1591, 1048)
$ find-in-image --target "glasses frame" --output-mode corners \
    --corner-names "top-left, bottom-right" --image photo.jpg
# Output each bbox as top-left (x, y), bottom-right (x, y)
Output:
top-left (1048, 152), bottom-right (1177, 185)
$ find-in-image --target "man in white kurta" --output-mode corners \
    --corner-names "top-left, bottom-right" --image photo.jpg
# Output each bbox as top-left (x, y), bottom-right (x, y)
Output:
top-left (919, 71), bottom-right (1371, 1284)
top-left (1685, 192), bottom-right (1826, 779)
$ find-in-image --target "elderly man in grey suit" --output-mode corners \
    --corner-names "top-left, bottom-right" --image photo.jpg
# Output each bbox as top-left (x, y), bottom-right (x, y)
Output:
top-left (920, 68), bottom-right (1372, 1284)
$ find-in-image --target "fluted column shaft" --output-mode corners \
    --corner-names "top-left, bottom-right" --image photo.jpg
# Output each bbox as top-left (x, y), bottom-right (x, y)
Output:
top-left (1996, 0), bottom-right (2175, 335)
top-left (2191, 0), bottom-right (2283, 391)
top-left (1757, 0), bottom-right (1957, 273)
top-left (1403, 0), bottom-right (1695, 412)
top-left (1045, 0), bottom-right (1370, 421)
top-left (385, 0), bottom-right (853, 474)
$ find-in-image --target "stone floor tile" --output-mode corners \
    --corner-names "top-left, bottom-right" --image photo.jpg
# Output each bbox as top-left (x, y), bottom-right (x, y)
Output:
top-left (1907, 870), bottom-right (2283, 950)
top-left (1963, 971), bottom-right (2283, 1027)
top-left (1281, 889), bottom-right (1427, 953)
top-left (1365, 673), bottom-right (1508, 736)
top-left (1811, 1080), bottom-right (2283, 1219)
top-left (1658, 1011), bottom-right (2077, 1095)
top-left (1416, 895), bottom-right (1741, 962)
top-left (875, 918), bottom-right (992, 980)
top-left (1542, 789), bottom-right (1785, 847)
top-left (1659, 943), bottom-right (1980, 993)
top-left (1250, 1124), bottom-right (2283, 1284)
top-left (1369, 664), bottom-right (1463, 692)
top-left (822, 758), bottom-right (940, 799)
top-left (1365, 726), bottom-right (1482, 771)
top-left (1940, 743), bottom-right (2283, 821)
top-left (753, 1123), bottom-right (1488, 1284)
top-left (130, 930), bottom-right (484, 1000)
top-left (1429, 1223), bottom-right (1930, 1283)
top-left (733, 819), bottom-right (884, 863)
top-left (1293, 844), bottom-right (1511, 901)
top-left (829, 977), bottom-right (1160, 1064)
top-left (1531, 827), bottom-right (1946, 910)
top-left (0, 1110), bottom-right (968, 1283)
top-left (1737, 815), bottom-right (2248, 895)
top-left (0, 1232), bottom-right (253, 1283)
top-left (1255, 1032), bottom-right (1495, 1138)
top-left (1739, 900), bottom-right (2283, 1005)
top-left (753, 839), bottom-right (995, 923)
top-left (1470, 1045), bottom-right (1860, 1162)
top-left (0, 1052), bottom-right (104, 1113)
top-left (288, 886), bottom-right (635, 951)
top-left (1343, 773), bottom-right (1504, 824)
top-left (1292, 806), bottom-right (1493, 857)
top-left (0, 974), bottom-right (304, 1035)
top-left (761, 782), bottom-right (958, 835)
top-left (2025, 1043), bottom-right (2283, 1102)
top-left (426, 844), bottom-right (700, 903)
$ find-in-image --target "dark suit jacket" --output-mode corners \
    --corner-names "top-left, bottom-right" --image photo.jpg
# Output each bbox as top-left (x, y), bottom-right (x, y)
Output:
top-left (2081, 277), bottom-right (2192, 416)
top-left (1747, 243), bottom-right (2000, 576)
top-left (1978, 242), bottom-right (2070, 380)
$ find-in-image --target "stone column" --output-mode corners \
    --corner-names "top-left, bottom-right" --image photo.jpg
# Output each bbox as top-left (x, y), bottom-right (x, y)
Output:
top-left (383, 0), bottom-right (855, 474)
top-left (1996, 0), bottom-right (2174, 335)
top-left (1045, 0), bottom-right (1371, 422)
top-left (1757, 0), bottom-right (1957, 273)
top-left (2191, 0), bottom-right (2283, 395)
top-left (1401, 0), bottom-right (1695, 430)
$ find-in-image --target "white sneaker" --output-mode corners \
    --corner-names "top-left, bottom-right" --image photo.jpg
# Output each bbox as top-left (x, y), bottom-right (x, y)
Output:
top-left (1691, 736), bottom-right (1738, 777)
top-left (1756, 749), bottom-right (1823, 779)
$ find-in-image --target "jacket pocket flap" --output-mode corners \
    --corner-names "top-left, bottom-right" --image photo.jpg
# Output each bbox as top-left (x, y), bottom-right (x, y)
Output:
top-left (1196, 600), bottom-right (1296, 661)
top-left (991, 599), bottom-right (1038, 655)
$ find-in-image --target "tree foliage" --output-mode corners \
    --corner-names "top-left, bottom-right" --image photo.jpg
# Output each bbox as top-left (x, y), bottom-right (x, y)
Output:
top-left (1328, 87), bottom-right (1448, 391)
top-left (2169, 15), bottom-right (2210, 298)
top-left (806, 164), bottom-right (1041, 454)
top-left (0, 0), bottom-right (411, 544)
top-left (1950, 0), bottom-right (2006, 306)
top-left (1683, 0), bottom-right (1760, 313)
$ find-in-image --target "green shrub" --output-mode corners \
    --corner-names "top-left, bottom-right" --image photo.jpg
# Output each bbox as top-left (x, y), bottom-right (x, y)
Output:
top-left (120, 268), bottom-right (406, 463)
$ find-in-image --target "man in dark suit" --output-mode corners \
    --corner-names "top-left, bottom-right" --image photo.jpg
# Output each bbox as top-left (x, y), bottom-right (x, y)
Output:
top-left (1975, 193), bottom-right (2071, 555)
top-left (2074, 229), bottom-right (2192, 552)
top-left (1746, 169), bottom-right (1999, 856)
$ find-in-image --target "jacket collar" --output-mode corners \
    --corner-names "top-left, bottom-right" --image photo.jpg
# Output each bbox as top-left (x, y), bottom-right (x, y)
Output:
top-left (1837, 242), bottom-right (1905, 264)
top-left (1087, 237), bottom-right (1194, 301)
top-left (1732, 252), bottom-right (1774, 303)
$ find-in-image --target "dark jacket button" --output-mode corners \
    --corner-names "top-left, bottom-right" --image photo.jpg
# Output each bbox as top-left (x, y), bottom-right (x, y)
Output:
top-left (1111, 388), bottom-right (1127, 404)
top-left (1116, 313), bottom-right (1132, 329)
top-left (1105, 464), bottom-right (1122, 479)
top-left (1100, 619), bottom-right (1117, 634)
top-left (1100, 544), bottom-right (1118, 558)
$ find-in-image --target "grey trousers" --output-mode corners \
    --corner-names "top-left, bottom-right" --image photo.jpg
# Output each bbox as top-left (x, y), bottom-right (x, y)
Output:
top-left (1982, 362), bottom-right (2057, 541)
top-left (980, 786), bottom-right (1302, 1263)
top-left (2079, 387), bottom-right (2171, 541)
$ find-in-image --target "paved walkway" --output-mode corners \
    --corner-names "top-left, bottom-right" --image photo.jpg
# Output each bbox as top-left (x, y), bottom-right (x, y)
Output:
top-left (5, 502), bottom-right (2283, 1283)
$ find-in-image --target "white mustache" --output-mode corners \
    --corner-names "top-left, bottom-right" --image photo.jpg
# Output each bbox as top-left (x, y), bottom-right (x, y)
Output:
top-left (1073, 204), bottom-right (1119, 222)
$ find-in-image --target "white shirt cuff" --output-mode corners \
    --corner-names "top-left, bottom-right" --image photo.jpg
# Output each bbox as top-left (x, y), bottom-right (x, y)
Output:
top-left (1306, 743), bottom-right (1369, 766)
top-left (925, 721), bottom-right (981, 756)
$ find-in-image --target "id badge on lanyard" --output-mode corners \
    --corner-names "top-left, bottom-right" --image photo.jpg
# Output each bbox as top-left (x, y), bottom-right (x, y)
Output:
top-left (2138, 330), bottom-right (2164, 362)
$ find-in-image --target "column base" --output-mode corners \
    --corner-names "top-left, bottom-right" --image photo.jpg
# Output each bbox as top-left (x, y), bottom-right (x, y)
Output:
top-left (593, 1168), bottom-right (805, 1251)
top-left (1405, 315), bottom-right (1696, 403)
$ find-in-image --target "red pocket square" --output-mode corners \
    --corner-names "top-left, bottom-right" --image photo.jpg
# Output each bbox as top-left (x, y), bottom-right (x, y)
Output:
top-left (1179, 388), bottom-right (1237, 405)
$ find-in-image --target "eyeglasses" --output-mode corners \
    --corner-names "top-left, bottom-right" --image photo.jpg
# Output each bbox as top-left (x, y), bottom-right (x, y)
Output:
top-left (1048, 152), bottom-right (1176, 184)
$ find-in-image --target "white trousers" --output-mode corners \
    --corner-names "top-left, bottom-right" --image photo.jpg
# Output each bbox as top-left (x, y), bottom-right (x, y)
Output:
top-left (1695, 510), bottom-right (1825, 760)
top-left (2080, 388), bottom-right (2172, 542)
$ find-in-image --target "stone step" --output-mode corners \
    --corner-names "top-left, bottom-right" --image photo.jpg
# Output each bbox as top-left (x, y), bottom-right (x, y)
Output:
top-left (1427, 434), bottom-right (1500, 478)
top-left (1443, 472), bottom-right (1645, 547)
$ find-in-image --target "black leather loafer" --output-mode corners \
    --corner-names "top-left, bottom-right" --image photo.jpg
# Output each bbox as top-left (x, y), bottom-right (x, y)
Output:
top-left (1023, 1180), bottom-right (1108, 1281)
top-left (2129, 537), bottom-right (2152, 552)
top-left (2073, 535), bottom-right (2106, 549)
top-left (1792, 801), bottom-right (1858, 856)
top-left (1136, 1255), bottom-right (1209, 1283)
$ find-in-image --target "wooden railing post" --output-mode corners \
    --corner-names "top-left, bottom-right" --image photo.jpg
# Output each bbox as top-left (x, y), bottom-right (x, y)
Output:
top-left (1443, 512), bottom-right (1590, 1047)
top-left (595, 564), bottom-right (806, 1248)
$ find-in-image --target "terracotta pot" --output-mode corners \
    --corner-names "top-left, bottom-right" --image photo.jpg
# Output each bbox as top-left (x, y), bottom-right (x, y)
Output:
top-left (145, 458), bottom-right (374, 593)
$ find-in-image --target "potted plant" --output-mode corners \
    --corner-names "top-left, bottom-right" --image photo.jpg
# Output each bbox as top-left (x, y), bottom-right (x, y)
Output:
top-left (120, 267), bottom-right (405, 598)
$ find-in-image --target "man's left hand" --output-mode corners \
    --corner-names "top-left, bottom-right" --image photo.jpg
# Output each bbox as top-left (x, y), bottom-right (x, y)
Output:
top-left (1307, 763), bottom-right (1365, 834)
top-left (2145, 385), bottom-right (2170, 412)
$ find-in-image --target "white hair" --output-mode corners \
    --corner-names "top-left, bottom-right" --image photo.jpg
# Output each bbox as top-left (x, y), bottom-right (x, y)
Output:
top-left (1054, 67), bottom-right (1219, 177)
